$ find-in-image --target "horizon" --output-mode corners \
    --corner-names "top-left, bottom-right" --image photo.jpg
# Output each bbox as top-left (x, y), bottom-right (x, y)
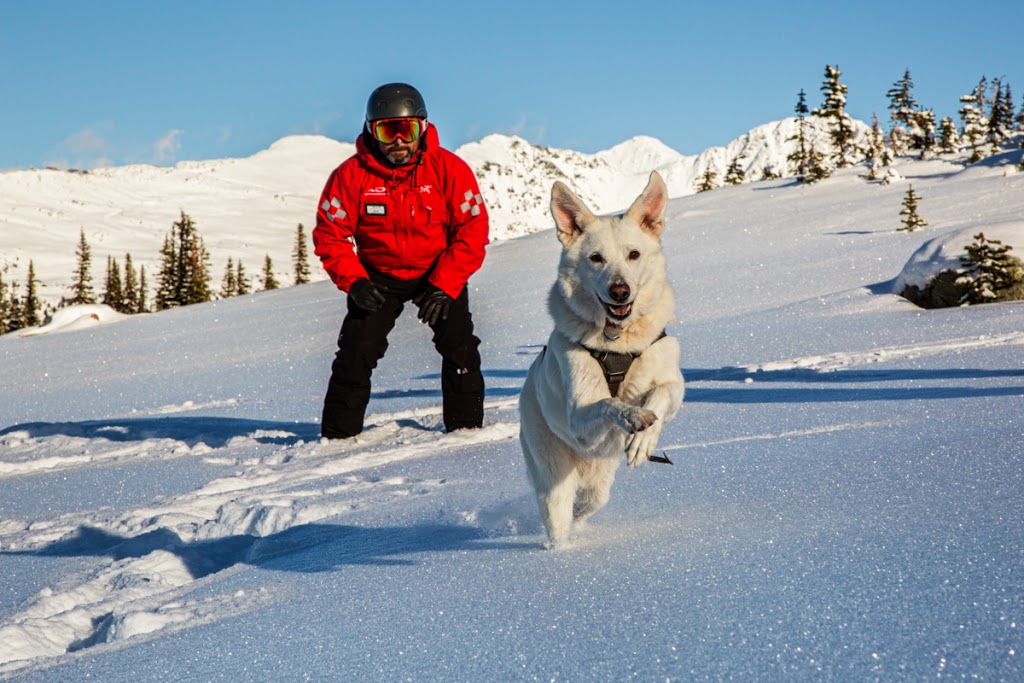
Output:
top-left (2, 1), bottom-right (1021, 171)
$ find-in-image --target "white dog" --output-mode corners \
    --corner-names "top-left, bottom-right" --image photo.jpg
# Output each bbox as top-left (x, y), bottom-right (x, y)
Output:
top-left (519, 171), bottom-right (685, 547)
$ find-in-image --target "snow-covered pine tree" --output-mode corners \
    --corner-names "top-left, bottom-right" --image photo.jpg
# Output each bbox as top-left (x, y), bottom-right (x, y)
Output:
top-left (292, 224), bottom-right (311, 285)
top-left (786, 89), bottom-right (812, 181)
top-left (956, 232), bottom-right (1023, 304)
top-left (221, 257), bottom-right (238, 298)
top-left (959, 87), bottom-right (988, 163)
top-left (864, 113), bottom-right (891, 181)
top-left (886, 68), bottom-right (918, 156)
top-left (22, 260), bottom-right (41, 328)
top-left (724, 156), bottom-right (745, 185)
top-left (695, 167), bottom-right (718, 193)
top-left (805, 138), bottom-right (831, 184)
top-left (261, 255), bottom-right (280, 291)
top-left (898, 184), bottom-right (927, 232)
top-left (812, 64), bottom-right (857, 168)
top-left (938, 116), bottom-right (960, 154)
top-left (909, 109), bottom-right (937, 158)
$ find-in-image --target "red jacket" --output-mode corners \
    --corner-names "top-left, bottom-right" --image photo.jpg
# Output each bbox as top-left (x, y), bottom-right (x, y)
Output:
top-left (312, 124), bottom-right (489, 299)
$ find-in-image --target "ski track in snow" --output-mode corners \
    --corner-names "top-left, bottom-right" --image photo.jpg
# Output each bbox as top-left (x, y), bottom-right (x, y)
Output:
top-left (0, 332), bottom-right (1016, 673)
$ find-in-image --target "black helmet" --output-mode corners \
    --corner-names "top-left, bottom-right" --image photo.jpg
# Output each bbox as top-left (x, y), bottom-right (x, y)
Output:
top-left (365, 83), bottom-right (428, 122)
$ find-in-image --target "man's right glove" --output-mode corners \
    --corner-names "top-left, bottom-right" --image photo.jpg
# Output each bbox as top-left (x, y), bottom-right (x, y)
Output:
top-left (349, 278), bottom-right (386, 313)
top-left (414, 286), bottom-right (454, 326)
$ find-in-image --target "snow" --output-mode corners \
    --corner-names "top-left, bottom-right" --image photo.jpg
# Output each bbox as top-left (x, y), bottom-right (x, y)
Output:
top-left (0, 131), bottom-right (1023, 681)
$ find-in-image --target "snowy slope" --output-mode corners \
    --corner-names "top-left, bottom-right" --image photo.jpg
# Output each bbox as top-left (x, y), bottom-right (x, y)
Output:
top-left (0, 138), bottom-right (1022, 681)
top-left (2, 118), bottom-right (858, 305)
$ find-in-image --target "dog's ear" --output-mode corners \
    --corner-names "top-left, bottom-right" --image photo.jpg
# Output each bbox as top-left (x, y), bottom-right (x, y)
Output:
top-left (625, 171), bottom-right (668, 237)
top-left (551, 181), bottom-right (596, 246)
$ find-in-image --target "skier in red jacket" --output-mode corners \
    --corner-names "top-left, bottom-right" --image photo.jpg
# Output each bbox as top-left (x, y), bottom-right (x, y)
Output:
top-left (313, 83), bottom-right (489, 439)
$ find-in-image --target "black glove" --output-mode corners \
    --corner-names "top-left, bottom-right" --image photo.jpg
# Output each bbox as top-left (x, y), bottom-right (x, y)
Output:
top-left (349, 278), bottom-right (386, 312)
top-left (414, 286), bottom-right (453, 325)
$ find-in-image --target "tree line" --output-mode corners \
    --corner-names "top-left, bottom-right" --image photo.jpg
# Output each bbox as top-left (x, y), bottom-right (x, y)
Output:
top-left (0, 213), bottom-right (312, 335)
top-left (696, 65), bottom-right (1024, 191)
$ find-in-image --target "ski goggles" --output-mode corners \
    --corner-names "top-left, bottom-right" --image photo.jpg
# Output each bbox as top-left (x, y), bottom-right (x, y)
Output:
top-left (369, 117), bottom-right (426, 144)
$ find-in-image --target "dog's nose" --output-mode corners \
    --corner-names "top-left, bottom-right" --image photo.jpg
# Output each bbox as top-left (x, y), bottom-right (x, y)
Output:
top-left (609, 282), bottom-right (630, 303)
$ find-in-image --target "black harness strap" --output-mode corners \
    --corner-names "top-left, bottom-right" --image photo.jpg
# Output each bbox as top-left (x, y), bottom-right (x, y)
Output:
top-left (583, 330), bottom-right (667, 396)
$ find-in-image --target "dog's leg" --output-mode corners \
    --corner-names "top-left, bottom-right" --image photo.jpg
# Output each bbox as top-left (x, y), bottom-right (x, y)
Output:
top-left (625, 381), bottom-right (684, 467)
top-left (521, 417), bottom-right (578, 547)
top-left (573, 459), bottom-right (617, 526)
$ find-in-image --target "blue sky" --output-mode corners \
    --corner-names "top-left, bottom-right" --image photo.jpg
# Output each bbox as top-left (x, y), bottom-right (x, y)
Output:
top-left (2, 1), bottom-right (1021, 170)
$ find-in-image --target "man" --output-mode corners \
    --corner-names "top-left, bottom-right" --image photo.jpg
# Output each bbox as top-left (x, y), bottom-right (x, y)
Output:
top-left (312, 83), bottom-right (489, 439)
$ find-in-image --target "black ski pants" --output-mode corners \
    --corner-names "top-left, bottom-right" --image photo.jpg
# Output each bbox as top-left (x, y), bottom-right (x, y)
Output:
top-left (321, 270), bottom-right (484, 439)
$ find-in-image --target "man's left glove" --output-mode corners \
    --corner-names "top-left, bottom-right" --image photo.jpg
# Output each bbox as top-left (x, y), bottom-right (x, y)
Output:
top-left (414, 286), bottom-right (454, 326)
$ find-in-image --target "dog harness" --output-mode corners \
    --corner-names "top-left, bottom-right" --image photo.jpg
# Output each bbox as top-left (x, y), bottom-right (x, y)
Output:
top-left (583, 330), bottom-right (667, 396)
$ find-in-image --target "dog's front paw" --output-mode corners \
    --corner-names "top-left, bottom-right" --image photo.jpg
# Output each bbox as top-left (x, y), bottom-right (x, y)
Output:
top-left (620, 406), bottom-right (658, 434)
top-left (625, 422), bottom-right (663, 468)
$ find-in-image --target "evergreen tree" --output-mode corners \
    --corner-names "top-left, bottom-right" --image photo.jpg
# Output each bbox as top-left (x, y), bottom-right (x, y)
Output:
top-left (938, 116), bottom-right (960, 154)
top-left (103, 255), bottom-right (124, 311)
top-left (22, 260), bottom-right (41, 328)
top-left (123, 253), bottom-right (140, 314)
top-left (261, 255), bottom-right (280, 290)
top-left (292, 224), bottom-right (311, 285)
top-left (898, 185), bottom-right (927, 232)
top-left (155, 211), bottom-right (213, 309)
top-left (236, 260), bottom-right (251, 295)
top-left (805, 136), bottom-right (831, 184)
top-left (1016, 91), bottom-right (1024, 131)
top-left (987, 79), bottom-right (1014, 153)
top-left (154, 233), bottom-right (178, 310)
top-left (886, 68), bottom-right (918, 156)
top-left (0, 269), bottom-right (9, 334)
top-left (723, 156), bottom-right (745, 185)
top-left (694, 167), bottom-right (718, 193)
top-left (909, 109), bottom-right (937, 158)
top-left (956, 232), bottom-right (1022, 304)
top-left (137, 266), bottom-right (149, 313)
top-left (786, 89), bottom-right (812, 180)
top-left (864, 113), bottom-right (892, 181)
top-left (5, 285), bottom-right (23, 334)
top-left (67, 228), bottom-right (97, 305)
top-left (812, 64), bottom-right (857, 168)
top-left (959, 87), bottom-right (988, 163)
top-left (221, 257), bottom-right (238, 298)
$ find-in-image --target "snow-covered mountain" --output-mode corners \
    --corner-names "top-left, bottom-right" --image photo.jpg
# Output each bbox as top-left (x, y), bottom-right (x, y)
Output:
top-left (1, 118), bottom-right (863, 305)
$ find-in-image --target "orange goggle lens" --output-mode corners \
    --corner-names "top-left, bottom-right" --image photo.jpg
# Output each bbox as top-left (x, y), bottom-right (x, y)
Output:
top-left (370, 118), bottom-right (425, 144)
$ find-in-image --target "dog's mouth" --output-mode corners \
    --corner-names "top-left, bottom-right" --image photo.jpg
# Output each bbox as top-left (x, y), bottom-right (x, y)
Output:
top-left (602, 301), bottom-right (633, 321)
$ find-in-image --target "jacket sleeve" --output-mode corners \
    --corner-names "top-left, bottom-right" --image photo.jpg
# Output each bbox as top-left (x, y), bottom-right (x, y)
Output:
top-left (311, 164), bottom-right (368, 293)
top-left (428, 154), bottom-right (490, 299)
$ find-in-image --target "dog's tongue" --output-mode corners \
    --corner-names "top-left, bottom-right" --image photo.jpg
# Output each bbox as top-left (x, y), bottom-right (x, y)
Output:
top-left (610, 304), bottom-right (631, 317)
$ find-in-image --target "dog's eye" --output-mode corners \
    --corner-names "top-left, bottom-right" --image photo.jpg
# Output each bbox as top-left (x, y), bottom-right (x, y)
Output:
top-left (628, 250), bottom-right (641, 261)
top-left (589, 253), bottom-right (605, 264)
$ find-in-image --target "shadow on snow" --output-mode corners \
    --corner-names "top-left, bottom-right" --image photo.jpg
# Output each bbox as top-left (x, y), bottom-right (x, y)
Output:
top-left (684, 365), bottom-right (1024, 404)
top-left (0, 416), bottom-right (320, 448)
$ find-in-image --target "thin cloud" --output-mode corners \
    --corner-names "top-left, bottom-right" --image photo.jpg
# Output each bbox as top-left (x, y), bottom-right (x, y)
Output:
top-left (154, 129), bottom-right (185, 163)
